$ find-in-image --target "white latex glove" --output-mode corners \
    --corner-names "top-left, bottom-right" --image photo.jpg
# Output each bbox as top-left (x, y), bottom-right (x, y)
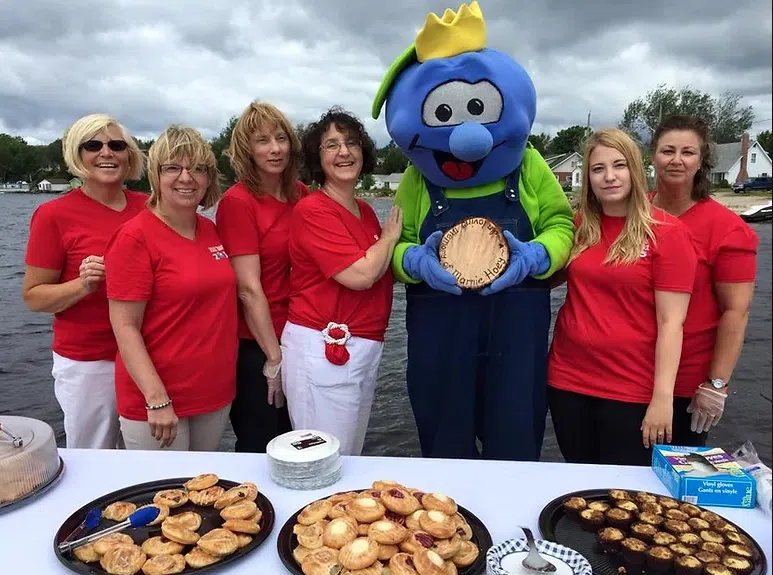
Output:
top-left (263, 361), bottom-right (285, 408)
top-left (686, 385), bottom-right (727, 434)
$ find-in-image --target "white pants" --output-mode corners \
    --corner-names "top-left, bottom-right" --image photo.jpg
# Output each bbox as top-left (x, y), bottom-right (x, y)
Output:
top-left (52, 351), bottom-right (121, 449)
top-left (281, 321), bottom-right (383, 456)
top-left (119, 405), bottom-right (231, 451)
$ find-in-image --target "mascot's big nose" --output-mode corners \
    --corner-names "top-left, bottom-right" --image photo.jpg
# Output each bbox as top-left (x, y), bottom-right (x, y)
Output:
top-left (448, 122), bottom-right (493, 162)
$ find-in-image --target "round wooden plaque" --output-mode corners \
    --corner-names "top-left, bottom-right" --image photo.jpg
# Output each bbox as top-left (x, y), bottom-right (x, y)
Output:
top-left (438, 217), bottom-right (510, 290)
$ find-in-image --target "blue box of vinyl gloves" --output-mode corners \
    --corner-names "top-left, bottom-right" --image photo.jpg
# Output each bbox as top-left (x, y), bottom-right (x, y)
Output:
top-left (651, 445), bottom-right (756, 509)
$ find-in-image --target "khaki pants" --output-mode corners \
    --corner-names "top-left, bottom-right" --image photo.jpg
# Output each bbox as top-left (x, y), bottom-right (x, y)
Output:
top-left (119, 405), bottom-right (230, 451)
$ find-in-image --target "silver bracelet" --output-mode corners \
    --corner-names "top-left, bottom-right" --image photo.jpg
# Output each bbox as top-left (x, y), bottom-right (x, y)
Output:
top-left (145, 399), bottom-right (172, 411)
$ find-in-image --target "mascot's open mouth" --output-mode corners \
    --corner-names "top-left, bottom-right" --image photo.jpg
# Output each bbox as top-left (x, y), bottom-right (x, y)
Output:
top-left (432, 149), bottom-right (484, 181)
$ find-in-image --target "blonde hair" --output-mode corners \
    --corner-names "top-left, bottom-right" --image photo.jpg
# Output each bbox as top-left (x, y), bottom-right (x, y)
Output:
top-left (62, 113), bottom-right (145, 181)
top-left (571, 128), bottom-right (657, 265)
top-left (147, 125), bottom-right (222, 210)
top-left (225, 101), bottom-right (301, 201)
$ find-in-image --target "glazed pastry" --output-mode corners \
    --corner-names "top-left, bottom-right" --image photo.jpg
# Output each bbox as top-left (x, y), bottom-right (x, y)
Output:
top-left (663, 520), bottom-right (692, 535)
top-left (432, 535), bottom-right (461, 560)
top-left (357, 523), bottom-right (370, 536)
top-left (293, 545), bottom-right (312, 564)
top-left (701, 542), bottom-right (726, 556)
top-left (161, 521), bottom-right (200, 546)
top-left (674, 555), bottom-right (703, 575)
top-left (695, 551), bottom-right (721, 565)
top-left (615, 500), bottom-right (640, 513)
top-left (100, 544), bottom-right (146, 575)
top-left (235, 534), bottom-right (252, 548)
top-left (419, 510), bottom-right (457, 539)
top-left (222, 518), bottom-right (261, 534)
top-left (451, 540), bottom-right (479, 567)
top-left (236, 482), bottom-right (259, 501)
top-left (246, 507), bottom-right (263, 523)
top-left (652, 531), bottom-right (678, 547)
top-left (704, 563), bottom-right (734, 575)
top-left (327, 492), bottom-right (356, 505)
top-left (452, 513), bottom-right (472, 541)
top-left (342, 560), bottom-right (382, 575)
top-left (183, 547), bottom-right (220, 568)
top-left (422, 493), bottom-right (458, 516)
top-left (679, 533), bottom-right (703, 547)
top-left (338, 537), bottom-right (380, 570)
top-left (93, 533), bottom-right (135, 556)
top-left (188, 485), bottom-right (225, 507)
top-left (153, 489), bottom-right (188, 509)
top-left (141, 536), bottom-right (185, 557)
top-left (367, 519), bottom-right (409, 545)
top-left (401, 531), bottom-right (435, 554)
top-left (638, 512), bottom-right (665, 527)
top-left (377, 543), bottom-right (400, 561)
top-left (605, 508), bottom-right (633, 530)
top-left (324, 517), bottom-right (360, 549)
top-left (646, 546), bottom-right (675, 572)
top-left (301, 547), bottom-right (343, 575)
top-left (102, 501), bottom-right (137, 522)
top-left (382, 487), bottom-right (421, 516)
top-left (620, 537), bottom-right (648, 565)
top-left (722, 556), bottom-right (753, 575)
top-left (348, 496), bottom-right (386, 523)
top-left (700, 530), bottom-right (725, 544)
top-left (295, 522), bottom-right (326, 549)
top-left (669, 543), bottom-right (697, 557)
top-left (578, 509), bottom-right (605, 532)
top-left (678, 503), bottom-right (701, 517)
top-left (373, 480), bottom-right (405, 492)
top-left (443, 561), bottom-right (458, 575)
top-left (183, 473), bottom-right (219, 491)
top-left (196, 528), bottom-right (238, 558)
top-left (562, 497), bottom-right (587, 517)
top-left (406, 510), bottom-right (425, 531)
top-left (72, 543), bottom-right (100, 563)
top-left (164, 511), bottom-right (202, 531)
top-left (213, 485), bottom-right (251, 510)
top-left (413, 548), bottom-right (446, 575)
top-left (140, 554), bottom-right (186, 575)
top-left (630, 522), bottom-right (658, 543)
top-left (329, 502), bottom-right (350, 519)
top-left (588, 501), bottom-right (611, 513)
top-left (137, 504), bottom-right (168, 526)
top-left (385, 510), bottom-right (408, 525)
top-left (598, 527), bottom-right (625, 554)
top-left (665, 509), bottom-right (690, 522)
top-left (298, 500), bottom-right (334, 525)
top-left (389, 553), bottom-right (420, 575)
top-left (220, 499), bottom-right (258, 521)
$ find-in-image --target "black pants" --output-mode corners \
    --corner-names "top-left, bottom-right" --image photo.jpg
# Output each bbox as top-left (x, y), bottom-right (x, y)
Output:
top-left (548, 387), bottom-right (707, 466)
top-left (230, 338), bottom-right (292, 453)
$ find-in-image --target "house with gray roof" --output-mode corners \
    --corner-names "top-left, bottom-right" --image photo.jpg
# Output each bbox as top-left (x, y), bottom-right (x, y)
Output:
top-left (712, 135), bottom-right (772, 185)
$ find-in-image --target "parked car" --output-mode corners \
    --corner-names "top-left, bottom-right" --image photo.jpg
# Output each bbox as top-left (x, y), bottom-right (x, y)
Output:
top-left (732, 176), bottom-right (773, 193)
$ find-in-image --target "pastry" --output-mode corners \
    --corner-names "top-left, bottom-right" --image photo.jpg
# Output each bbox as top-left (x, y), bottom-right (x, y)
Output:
top-left (342, 561), bottom-right (383, 575)
top-left (247, 507), bottom-right (263, 523)
top-left (727, 543), bottom-right (755, 559)
top-left (652, 531), bottom-right (677, 547)
top-left (432, 536), bottom-right (461, 560)
top-left (295, 522), bottom-right (326, 549)
top-left (161, 521), bottom-right (200, 546)
top-left (236, 481), bottom-right (259, 501)
top-left (93, 533), bottom-right (135, 556)
top-left (630, 522), bottom-right (658, 543)
top-left (164, 511), bottom-right (202, 531)
top-left (598, 527), bottom-right (625, 554)
top-left (184, 547), bottom-right (220, 568)
top-left (615, 500), bottom-right (640, 513)
top-left (357, 523), bottom-right (370, 536)
top-left (188, 485), bottom-right (225, 506)
top-left (72, 543), bottom-right (100, 563)
top-left (328, 492), bottom-right (357, 505)
top-left (700, 530), bottom-right (725, 544)
top-left (219, 499), bottom-right (258, 520)
top-left (687, 517), bottom-right (711, 531)
top-left (348, 496), bottom-right (386, 523)
top-left (301, 546), bottom-right (343, 575)
top-left (183, 473), bottom-right (219, 491)
top-left (141, 536), bottom-right (185, 557)
top-left (640, 502), bottom-right (663, 515)
top-left (724, 531), bottom-right (753, 547)
top-left (213, 485), bottom-right (251, 510)
top-left (451, 513), bottom-right (472, 541)
top-left (451, 540), bottom-right (479, 567)
top-left (620, 537), bottom-right (648, 565)
top-left (196, 528), bottom-right (239, 557)
top-left (385, 510), bottom-right (408, 525)
top-left (373, 480), bottom-right (405, 491)
top-left (722, 556), bottom-right (753, 575)
top-left (100, 543), bottom-right (146, 575)
top-left (669, 543), bottom-right (697, 557)
top-left (657, 497), bottom-right (680, 510)
top-left (401, 531), bottom-right (435, 554)
top-left (638, 511), bottom-right (665, 527)
top-left (664, 519), bottom-right (692, 535)
top-left (634, 492), bottom-right (658, 506)
top-left (153, 489), bottom-right (188, 509)
top-left (102, 501), bottom-right (137, 522)
top-left (367, 519), bottom-right (409, 545)
top-left (381, 487), bottom-right (421, 516)
top-left (704, 563), bottom-right (734, 575)
top-left (605, 508), bottom-right (633, 530)
top-left (701, 542), bottom-right (726, 556)
top-left (329, 501), bottom-right (350, 519)
top-left (389, 553), bottom-right (420, 575)
top-left (562, 496), bottom-right (587, 517)
top-left (578, 509), bottom-right (605, 532)
top-left (646, 546), bottom-right (675, 572)
top-left (378, 543), bottom-right (400, 561)
top-left (699, 510), bottom-right (721, 523)
top-left (413, 548), bottom-right (446, 575)
top-left (323, 517), bottom-right (359, 548)
top-left (338, 537), bottom-right (380, 570)
top-left (443, 561), bottom-right (458, 575)
top-left (236, 534), bottom-right (253, 548)
top-left (678, 503), bottom-right (701, 517)
top-left (406, 510), bottom-right (425, 531)
top-left (421, 493), bottom-right (457, 516)
top-left (609, 489), bottom-right (631, 502)
top-left (294, 545), bottom-right (313, 564)
top-left (665, 509), bottom-right (690, 522)
top-left (695, 551), bottom-right (722, 565)
top-left (674, 555), bottom-right (703, 575)
top-left (298, 499), bottom-right (334, 525)
top-left (679, 533), bottom-right (703, 547)
top-left (137, 504), bottom-right (168, 526)
top-left (419, 510), bottom-right (456, 539)
top-left (140, 554), bottom-right (185, 575)
top-left (587, 501), bottom-right (611, 513)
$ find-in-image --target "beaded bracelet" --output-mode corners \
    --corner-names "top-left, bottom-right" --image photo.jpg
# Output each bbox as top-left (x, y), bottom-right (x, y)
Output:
top-left (145, 399), bottom-right (172, 411)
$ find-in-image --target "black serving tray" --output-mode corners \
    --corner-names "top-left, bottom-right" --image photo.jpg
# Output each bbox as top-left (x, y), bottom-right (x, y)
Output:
top-left (53, 476), bottom-right (275, 574)
top-left (538, 488), bottom-right (767, 575)
top-left (0, 456), bottom-right (64, 515)
top-left (277, 488), bottom-right (493, 575)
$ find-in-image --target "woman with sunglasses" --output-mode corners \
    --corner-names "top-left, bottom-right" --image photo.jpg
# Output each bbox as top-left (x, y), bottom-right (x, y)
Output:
top-left (105, 126), bottom-right (236, 451)
top-left (22, 113), bottom-right (147, 449)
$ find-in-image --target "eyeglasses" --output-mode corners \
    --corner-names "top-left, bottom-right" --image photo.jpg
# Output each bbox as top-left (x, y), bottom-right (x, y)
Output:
top-left (320, 139), bottom-right (361, 154)
top-left (79, 139), bottom-right (129, 153)
top-left (159, 164), bottom-right (209, 177)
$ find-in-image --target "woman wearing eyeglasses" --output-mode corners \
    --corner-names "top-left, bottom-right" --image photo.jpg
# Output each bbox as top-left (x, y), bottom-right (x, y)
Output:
top-left (22, 113), bottom-right (147, 449)
top-left (282, 107), bottom-right (403, 456)
top-left (105, 126), bottom-right (237, 451)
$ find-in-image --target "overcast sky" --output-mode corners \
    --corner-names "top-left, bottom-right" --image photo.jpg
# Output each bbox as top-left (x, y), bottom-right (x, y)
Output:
top-left (1, 0), bottom-right (771, 147)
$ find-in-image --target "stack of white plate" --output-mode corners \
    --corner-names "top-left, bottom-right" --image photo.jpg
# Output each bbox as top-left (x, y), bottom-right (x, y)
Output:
top-left (266, 430), bottom-right (342, 490)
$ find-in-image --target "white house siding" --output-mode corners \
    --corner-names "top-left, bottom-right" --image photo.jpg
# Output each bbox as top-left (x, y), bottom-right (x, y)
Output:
top-left (725, 142), bottom-right (773, 184)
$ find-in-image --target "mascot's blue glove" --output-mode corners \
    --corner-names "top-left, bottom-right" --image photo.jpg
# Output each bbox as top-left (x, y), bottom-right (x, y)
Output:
top-left (403, 231), bottom-right (462, 295)
top-left (480, 231), bottom-right (551, 296)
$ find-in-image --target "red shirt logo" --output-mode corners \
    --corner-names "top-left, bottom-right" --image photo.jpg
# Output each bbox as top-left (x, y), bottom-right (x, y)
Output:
top-left (208, 244), bottom-right (229, 260)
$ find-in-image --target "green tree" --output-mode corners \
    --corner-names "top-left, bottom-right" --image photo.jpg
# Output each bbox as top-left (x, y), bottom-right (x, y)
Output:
top-left (547, 125), bottom-right (588, 155)
top-left (756, 130), bottom-right (772, 157)
top-left (528, 133), bottom-right (551, 156)
top-left (376, 141), bottom-right (409, 175)
top-left (619, 84), bottom-right (753, 144)
top-left (210, 116), bottom-right (238, 186)
top-left (359, 173), bottom-right (375, 191)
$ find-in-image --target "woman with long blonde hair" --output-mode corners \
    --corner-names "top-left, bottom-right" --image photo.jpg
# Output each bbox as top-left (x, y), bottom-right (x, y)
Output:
top-left (215, 101), bottom-right (310, 453)
top-left (547, 128), bottom-right (698, 465)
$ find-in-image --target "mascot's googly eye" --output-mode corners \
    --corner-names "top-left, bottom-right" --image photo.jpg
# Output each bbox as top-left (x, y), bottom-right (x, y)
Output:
top-left (422, 80), bottom-right (503, 127)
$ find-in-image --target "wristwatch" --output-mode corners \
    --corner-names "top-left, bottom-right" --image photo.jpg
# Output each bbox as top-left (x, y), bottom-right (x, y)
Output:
top-left (706, 378), bottom-right (728, 391)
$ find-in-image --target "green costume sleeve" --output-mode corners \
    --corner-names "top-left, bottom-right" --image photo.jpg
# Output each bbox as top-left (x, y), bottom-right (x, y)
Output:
top-left (391, 165), bottom-right (423, 284)
top-left (520, 148), bottom-right (575, 279)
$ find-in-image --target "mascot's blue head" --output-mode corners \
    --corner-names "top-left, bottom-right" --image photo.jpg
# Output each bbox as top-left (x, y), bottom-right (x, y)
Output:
top-left (372, 2), bottom-right (537, 189)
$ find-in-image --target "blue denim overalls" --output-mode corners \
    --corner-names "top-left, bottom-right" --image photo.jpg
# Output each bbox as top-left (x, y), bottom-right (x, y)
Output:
top-left (405, 169), bottom-right (551, 461)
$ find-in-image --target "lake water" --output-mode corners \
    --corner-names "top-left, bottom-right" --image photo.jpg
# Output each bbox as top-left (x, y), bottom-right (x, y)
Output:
top-left (1, 194), bottom-right (770, 465)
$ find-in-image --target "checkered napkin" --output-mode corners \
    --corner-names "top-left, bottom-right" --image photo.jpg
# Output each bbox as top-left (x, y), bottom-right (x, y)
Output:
top-left (486, 538), bottom-right (593, 575)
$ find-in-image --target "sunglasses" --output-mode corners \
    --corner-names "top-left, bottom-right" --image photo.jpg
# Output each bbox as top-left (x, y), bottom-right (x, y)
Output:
top-left (79, 139), bottom-right (129, 153)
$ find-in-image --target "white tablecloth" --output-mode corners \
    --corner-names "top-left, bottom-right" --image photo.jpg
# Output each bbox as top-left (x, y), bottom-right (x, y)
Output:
top-left (1, 449), bottom-right (770, 573)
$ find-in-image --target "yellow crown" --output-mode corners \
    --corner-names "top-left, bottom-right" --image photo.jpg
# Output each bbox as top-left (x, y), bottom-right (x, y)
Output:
top-left (415, 1), bottom-right (487, 62)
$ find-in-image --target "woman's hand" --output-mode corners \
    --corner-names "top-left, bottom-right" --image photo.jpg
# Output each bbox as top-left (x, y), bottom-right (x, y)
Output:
top-left (147, 405), bottom-right (179, 448)
top-left (641, 396), bottom-right (673, 449)
top-left (79, 255), bottom-right (105, 293)
top-left (381, 206), bottom-right (403, 244)
top-left (263, 360), bottom-right (285, 408)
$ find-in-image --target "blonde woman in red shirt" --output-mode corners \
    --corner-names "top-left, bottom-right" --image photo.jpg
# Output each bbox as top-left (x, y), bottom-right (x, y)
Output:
top-left (650, 115), bottom-right (758, 440)
top-left (106, 126), bottom-right (237, 450)
top-left (548, 128), bottom-right (698, 465)
top-left (215, 101), bottom-right (310, 453)
top-left (22, 113), bottom-right (147, 449)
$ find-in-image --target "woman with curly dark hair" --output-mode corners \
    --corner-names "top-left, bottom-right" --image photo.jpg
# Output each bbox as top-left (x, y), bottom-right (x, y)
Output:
top-left (281, 107), bottom-right (403, 455)
top-left (650, 115), bottom-right (758, 443)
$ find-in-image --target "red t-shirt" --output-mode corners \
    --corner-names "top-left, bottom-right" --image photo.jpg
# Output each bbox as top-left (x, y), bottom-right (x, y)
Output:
top-left (671, 198), bottom-right (758, 396)
top-left (24, 188), bottom-right (148, 361)
top-left (548, 208), bottom-right (697, 403)
top-left (105, 209), bottom-right (238, 420)
top-left (287, 191), bottom-right (394, 341)
top-left (215, 180), bottom-right (309, 340)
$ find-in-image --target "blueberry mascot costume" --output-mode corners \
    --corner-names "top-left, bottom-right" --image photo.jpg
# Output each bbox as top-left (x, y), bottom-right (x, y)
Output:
top-left (372, 1), bottom-right (575, 461)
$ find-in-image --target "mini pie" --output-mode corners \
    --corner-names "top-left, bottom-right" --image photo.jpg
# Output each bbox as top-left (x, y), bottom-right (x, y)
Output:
top-left (219, 499), bottom-right (258, 521)
top-left (413, 548), bottom-right (447, 575)
top-left (99, 543), bottom-right (146, 575)
top-left (452, 540), bottom-right (480, 567)
top-left (421, 493), bottom-right (457, 516)
top-left (183, 473), bottom-right (219, 491)
top-left (164, 511), bottom-right (202, 531)
top-left (153, 490), bottom-right (188, 509)
top-left (103, 501), bottom-right (137, 522)
top-left (140, 553), bottom-right (185, 575)
top-left (222, 518), bottom-right (261, 534)
top-left (381, 487), bottom-right (421, 516)
top-left (184, 547), bottom-right (221, 568)
top-left (188, 485), bottom-right (225, 507)
top-left (367, 519), bottom-right (409, 545)
top-left (419, 510), bottom-right (457, 539)
top-left (389, 553), bottom-right (420, 575)
top-left (141, 536), bottom-right (185, 557)
top-left (196, 527), bottom-right (239, 557)
top-left (323, 517), bottom-right (359, 548)
top-left (338, 537), bottom-right (380, 570)
top-left (298, 499), bottom-right (334, 525)
top-left (137, 504), bottom-right (169, 526)
top-left (348, 496), bottom-right (386, 523)
top-left (94, 533), bottom-right (135, 556)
